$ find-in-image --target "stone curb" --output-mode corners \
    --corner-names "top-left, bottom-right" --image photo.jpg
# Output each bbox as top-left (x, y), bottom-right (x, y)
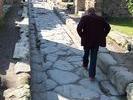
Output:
top-left (52, 5), bottom-right (133, 99)
top-left (108, 31), bottom-right (133, 51)
top-left (3, 2), bottom-right (31, 100)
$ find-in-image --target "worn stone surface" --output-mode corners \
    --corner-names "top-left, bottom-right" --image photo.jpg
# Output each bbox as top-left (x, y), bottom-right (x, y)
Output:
top-left (46, 79), bottom-right (58, 91)
top-left (97, 53), bottom-right (117, 74)
top-left (4, 85), bottom-right (30, 98)
top-left (14, 62), bottom-right (31, 74)
top-left (79, 79), bottom-right (103, 94)
top-left (53, 60), bottom-right (74, 71)
top-left (99, 81), bottom-right (119, 96)
top-left (48, 69), bottom-right (80, 85)
top-left (55, 84), bottom-right (100, 100)
top-left (109, 66), bottom-right (133, 95)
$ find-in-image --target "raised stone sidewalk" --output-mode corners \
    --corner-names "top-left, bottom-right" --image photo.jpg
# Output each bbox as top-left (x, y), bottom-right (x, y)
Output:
top-left (28, 1), bottom-right (130, 100)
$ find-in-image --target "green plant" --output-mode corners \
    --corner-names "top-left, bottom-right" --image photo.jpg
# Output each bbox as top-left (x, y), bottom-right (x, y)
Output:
top-left (126, 0), bottom-right (133, 15)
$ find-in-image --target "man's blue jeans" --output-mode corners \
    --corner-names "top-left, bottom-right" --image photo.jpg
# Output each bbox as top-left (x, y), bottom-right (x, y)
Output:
top-left (83, 46), bottom-right (99, 78)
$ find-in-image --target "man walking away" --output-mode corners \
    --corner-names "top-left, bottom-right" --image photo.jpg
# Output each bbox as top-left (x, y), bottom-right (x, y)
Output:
top-left (77, 8), bottom-right (111, 80)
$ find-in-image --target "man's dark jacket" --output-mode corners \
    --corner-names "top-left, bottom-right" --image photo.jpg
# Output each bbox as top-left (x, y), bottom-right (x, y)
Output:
top-left (77, 14), bottom-right (111, 48)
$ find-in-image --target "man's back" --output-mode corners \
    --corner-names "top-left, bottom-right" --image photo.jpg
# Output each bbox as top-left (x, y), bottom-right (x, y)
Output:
top-left (77, 14), bottom-right (110, 48)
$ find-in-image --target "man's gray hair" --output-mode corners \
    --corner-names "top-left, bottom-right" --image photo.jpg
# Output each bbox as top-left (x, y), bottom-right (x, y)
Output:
top-left (87, 7), bottom-right (95, 14)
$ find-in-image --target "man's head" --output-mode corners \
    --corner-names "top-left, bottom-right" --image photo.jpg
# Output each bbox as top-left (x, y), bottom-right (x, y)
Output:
top-left (87, 7), bottom-right (95, 15)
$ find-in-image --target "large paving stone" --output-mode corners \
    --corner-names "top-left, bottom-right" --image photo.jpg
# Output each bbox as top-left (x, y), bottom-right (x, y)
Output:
top-left (42, 62), bottom-right (53, 71)
top-left (54, 51), bottom-right (67, 56)
top-left (46, 92), bottom-right (59, 100)
top-left (79, 79), bottom-right (103, 94)
top-left (41, 46), bottom-right (59, 54)
top-left (57, 44), bottom-right (69, 51)
top-left (66, 56), bottom-right (82, 62)
top-left (55, 84), bottom-right (100, 100)
top-left (46, 79), bottom-right (58, 91)
top-left (97, 53), bottom-right (117, 74)
top-left (47, 69), bottom-right (80, 85)
top-left (96, 67), bottom-right (107, 81)
top-left (109, 66), bottom-right (133, 95)
top-left (46, 54), bottom-right (58, 62)
top-left (53, 60), bottom-right (74, 71)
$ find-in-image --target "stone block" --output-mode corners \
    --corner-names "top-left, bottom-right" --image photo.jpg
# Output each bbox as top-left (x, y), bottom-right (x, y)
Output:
top-left (108, 31), bottom-right (128, 47)
top-left (14, 62), bottom-right (31, 74)
top-left (55, 84), bottom-right (100, 100)
top-left (4, 85), bottom-right (30, 99)
top-left (109, 66), bottom-right (133, 95)
top-left (97, 53), bottom-right (117, 74)
top-left (98, 47), bottom-right (109, 53)
top-left (99, 81), bottom-right (119, 96)
top-left (13, 42), bottom-right (29, 60)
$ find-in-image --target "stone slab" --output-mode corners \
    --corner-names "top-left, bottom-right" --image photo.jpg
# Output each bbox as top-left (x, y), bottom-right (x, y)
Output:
top-left (48, 69), bottom-right (80, 85)
top-left (97, 53), bottom-right (117, 74)
top-left (99, 81), bottom-right (119, 96)
top-left (55, 84), bottom-right (100, 100)
top-left (53, 60), bottom-right (74, 71)
top-left (109, 66), bottom-right (133, 95)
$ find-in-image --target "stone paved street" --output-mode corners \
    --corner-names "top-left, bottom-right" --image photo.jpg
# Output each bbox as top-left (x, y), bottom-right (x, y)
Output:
top-left (29, 1), bottom-right (125, 100)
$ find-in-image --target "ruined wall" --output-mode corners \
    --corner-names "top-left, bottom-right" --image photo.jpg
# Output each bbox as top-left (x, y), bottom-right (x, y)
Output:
top-left (103, 0), bottom-right (131, 17)
top-left (75, 0), bottom-right (85, 13)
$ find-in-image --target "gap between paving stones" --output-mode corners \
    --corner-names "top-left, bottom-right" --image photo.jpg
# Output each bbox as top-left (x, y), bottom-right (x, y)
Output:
top-left (50, 2), bottom-right (133, 100)
top-left (3, 1), bottom-right (31, 100)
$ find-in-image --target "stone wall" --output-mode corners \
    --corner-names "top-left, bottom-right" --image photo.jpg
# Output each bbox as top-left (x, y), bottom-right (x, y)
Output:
top-left (74, 0), bottom-right (132, 17)
top-left (74, 0), bottom-right (85, 13)
top-left (103, 0), bottom-right (131, 17)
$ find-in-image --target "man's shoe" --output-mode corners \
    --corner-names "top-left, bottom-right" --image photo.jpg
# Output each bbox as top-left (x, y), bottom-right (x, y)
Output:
top-left (89, 77), bottom-right (95, 81)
